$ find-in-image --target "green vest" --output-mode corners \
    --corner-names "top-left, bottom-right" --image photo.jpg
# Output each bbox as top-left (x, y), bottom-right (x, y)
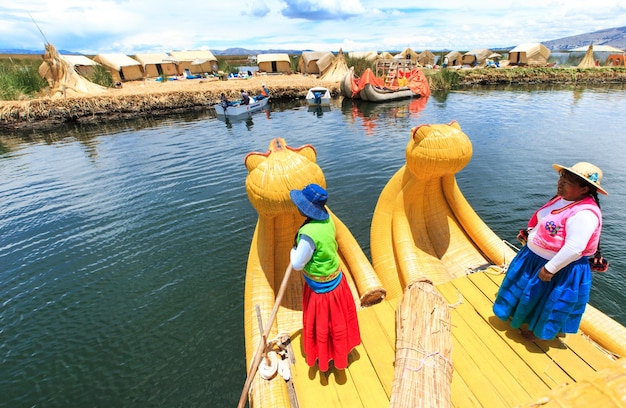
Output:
top-left (297, 217), bottom-right (339, 281)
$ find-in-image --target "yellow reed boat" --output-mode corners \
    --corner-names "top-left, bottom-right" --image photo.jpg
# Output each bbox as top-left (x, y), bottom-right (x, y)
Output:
top-left (239, 123), bottom-right (626, 408)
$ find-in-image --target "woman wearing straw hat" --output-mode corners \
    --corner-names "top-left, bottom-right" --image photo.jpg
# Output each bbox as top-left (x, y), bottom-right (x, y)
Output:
top-left (493, 162), bottom-right (608, 340)
top-left (289, 183), bottom-right (361, 372)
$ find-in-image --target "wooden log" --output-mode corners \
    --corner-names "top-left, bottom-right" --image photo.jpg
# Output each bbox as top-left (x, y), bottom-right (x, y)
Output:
top-left (390, 278), bottom-right (453, 408)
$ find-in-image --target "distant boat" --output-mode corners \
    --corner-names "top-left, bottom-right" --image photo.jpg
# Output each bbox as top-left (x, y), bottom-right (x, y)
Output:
top-left (341, 59), bottom-right (430, 102)
top-left (305, 86), bottom-right (331, 106)
top-left (214, 95), bottom-right (268, 116)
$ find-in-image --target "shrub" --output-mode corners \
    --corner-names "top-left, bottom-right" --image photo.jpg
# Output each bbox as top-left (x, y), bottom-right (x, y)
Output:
top-left (345, 56), bottom-right (374, 76)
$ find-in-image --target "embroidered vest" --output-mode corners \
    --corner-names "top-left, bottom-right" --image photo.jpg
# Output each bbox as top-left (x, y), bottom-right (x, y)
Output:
top-left (528, 196), bottom-right (602, 256)
top-left (297, 217), bottom-right (340, 282)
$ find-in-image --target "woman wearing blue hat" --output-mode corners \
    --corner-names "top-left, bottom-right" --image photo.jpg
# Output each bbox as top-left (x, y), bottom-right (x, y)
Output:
top-left (289, 183), bottom-right (361, 372)
top-left (493, 162), bottom-right (608, 341)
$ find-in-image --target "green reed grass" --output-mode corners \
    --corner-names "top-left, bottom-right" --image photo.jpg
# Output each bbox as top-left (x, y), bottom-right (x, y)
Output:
top-left (0, 59), bottom-right (47, 100)
top-left (89, 64), bottom-right (113, 87)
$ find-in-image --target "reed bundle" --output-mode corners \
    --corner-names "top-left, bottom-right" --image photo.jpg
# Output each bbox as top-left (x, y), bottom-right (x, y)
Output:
top-left (517, 358), bottom-right (626, 407)
top-left (390, 279), bottom-right (453, 408)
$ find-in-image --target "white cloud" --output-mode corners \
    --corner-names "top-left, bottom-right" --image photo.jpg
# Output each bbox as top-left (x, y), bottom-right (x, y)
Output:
top-left (0, 0), bottom-right (624, 54)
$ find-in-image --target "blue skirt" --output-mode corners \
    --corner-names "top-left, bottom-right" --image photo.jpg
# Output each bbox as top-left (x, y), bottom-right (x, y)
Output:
top-left (492, 246), bottom-right (592, 340)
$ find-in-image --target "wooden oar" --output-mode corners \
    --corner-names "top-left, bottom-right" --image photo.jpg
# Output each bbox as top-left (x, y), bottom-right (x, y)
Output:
top-left (237, 263), bottom-right (294, 408)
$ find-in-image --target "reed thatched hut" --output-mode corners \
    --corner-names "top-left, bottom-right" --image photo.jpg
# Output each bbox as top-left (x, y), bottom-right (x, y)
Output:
top-left (58, 55), bottom-right (100, 78)
top-left (417, 49), bottom-right (436, 66)
top-left (133, 53), bottom-right (178, 78)
top-left (257, 53), bottom-right (292, 73)
top-left (168, 50), bottom-right (217, 75)
top-left (92, 53), bottom-right (143, 82)
top-left (443, 51), bottom-right (463, 67)
top-left (507, 43), bottom-right (551, 66)
top-left (298, 51), bottom-right (334, 74)
top-left (462, 49), bottom-right (492, 67)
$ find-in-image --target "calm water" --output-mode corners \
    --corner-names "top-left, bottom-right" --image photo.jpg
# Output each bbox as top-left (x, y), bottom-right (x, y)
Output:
top-left (2, 85), bottom-right (626, 406)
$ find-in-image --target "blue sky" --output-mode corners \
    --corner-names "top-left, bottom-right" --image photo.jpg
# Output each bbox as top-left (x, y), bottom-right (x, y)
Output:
top-left (1, 1), bottom-right (625, 54)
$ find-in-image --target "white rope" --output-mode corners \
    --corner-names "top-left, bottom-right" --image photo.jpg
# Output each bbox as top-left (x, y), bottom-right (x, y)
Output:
top-left (394, 346), bottom-right (454, 374)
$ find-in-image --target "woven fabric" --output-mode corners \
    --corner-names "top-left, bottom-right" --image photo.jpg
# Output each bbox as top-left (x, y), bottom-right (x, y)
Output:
top-left (302, 274), bottom-right (361, 371)
top-left (493, 246), bottom-right (592, 340)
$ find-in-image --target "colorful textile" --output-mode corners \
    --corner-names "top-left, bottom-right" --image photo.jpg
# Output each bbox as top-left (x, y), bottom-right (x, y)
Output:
top-left (528, 195), bottom-right (602, 256)
top-left (493, 246), bottom-right (592, 340)
top-left (302, 274), bottom-right (361, 371)
top-left (299, 218), bottom-right (339, 281)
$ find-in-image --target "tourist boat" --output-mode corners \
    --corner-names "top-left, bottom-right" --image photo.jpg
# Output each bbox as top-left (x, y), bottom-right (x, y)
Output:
top-left (340, 59), bottom-right (431, 102)
top-left (238, 126), bottom-right (626, 408)
top-left (305, 86), bottom-right (332, 107)
top-left (213, 95), bottom-right (268, 117)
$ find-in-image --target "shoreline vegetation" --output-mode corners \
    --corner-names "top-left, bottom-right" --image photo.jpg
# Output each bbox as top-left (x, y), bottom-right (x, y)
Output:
top-left (1, 53), bottom-right (626, 131)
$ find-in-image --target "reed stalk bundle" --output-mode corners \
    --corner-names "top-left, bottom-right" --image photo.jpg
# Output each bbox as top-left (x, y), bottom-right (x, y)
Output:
top-left (390, 279), bottom-right (453, 408)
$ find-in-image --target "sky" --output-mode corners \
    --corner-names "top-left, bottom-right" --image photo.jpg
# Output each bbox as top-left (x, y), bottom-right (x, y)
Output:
top-left (1, 1), bottom-right (625, 54)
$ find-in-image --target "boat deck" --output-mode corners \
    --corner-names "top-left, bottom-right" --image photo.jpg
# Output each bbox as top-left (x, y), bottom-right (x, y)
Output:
top-left (287, 270), bottom-right (617, 407)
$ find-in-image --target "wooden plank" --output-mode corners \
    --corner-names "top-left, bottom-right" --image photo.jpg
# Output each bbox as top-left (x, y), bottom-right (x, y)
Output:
top-left (450, 371), bottom-right (482, 408)
top-left (475, 272), bottom-right (616, 371)
top-left (442, 276), bottom-right (574, 387)
top-left (290, 331), bottom-right (343, 408)
top-left (344, 345), bottom-right (390, 408)
top-left (448, 335), bottom-right (512, 407)
top-left (460, 273), bottom-right (595, 382)
top-left (372, 300), bottom-right (397, 347)
top-left (437, 282), bottom-right (545, 405)
top-left (289, 309), bottom-right (392, 408)
top-left (358, 302), bottom-right (396, 396)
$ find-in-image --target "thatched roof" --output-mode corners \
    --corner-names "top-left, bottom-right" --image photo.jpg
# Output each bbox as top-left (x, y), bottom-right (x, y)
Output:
top-left (298, 51), bottom-right (334, 74)
top-left (168, 50), bottom-right (217, 63)
top-left (257, 53), bottom-right (290, 63)
top-left (417, 49), bottom-right (435, 66)
top-left (508, 43), bottom-right (550, 66)
top-left (462, 49), bottom-right (492, 66)
top-left (320, 49), bottom-right (349, 82)
top-left (93, 53), bottom-right (141, 70)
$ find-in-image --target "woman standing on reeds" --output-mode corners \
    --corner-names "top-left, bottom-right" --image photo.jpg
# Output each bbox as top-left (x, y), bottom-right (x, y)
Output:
top-left (493, 162), bottom-right (608, 340)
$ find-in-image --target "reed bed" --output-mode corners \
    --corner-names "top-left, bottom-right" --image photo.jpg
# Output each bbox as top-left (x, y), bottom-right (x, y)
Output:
top-left (2, 65), bottom-right (626, 130)
top-left (0, 75), bottom-right (339, 130)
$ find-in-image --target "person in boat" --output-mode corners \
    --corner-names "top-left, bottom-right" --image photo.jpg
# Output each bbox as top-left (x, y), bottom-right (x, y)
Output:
top-left (493, 162), bottom-right (608, 340)
top-left (220, 93), bottom-right (230, 108)
top-left (289, 184), bottom-right (361, 372)
top-left (261, 83), bottom-right (270, 99)
top-left (313, 91), bottom-right (323, 105)
top-left (240, 89), bottom-right (250, 105)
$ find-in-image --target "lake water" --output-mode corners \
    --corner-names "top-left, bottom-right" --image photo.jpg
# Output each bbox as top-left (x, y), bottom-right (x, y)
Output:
top-left (2, 85), bottom-right (626, 406)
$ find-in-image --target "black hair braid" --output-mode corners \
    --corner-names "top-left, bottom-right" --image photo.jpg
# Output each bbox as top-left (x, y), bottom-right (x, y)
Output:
top-left (293, 218), bottom-right (311, 248)
top-left (588, 190), bottom-right (608, 271)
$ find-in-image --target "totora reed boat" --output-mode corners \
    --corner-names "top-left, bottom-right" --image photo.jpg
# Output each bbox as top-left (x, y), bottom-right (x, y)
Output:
top-left (340, 59), bottom-right (431, 102)
top-left (238, 123), bottom-right (626, 408)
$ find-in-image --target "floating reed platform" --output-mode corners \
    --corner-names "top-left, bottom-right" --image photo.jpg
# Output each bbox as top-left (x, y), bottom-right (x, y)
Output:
top-left (285, 269), bottom-right (621, 407)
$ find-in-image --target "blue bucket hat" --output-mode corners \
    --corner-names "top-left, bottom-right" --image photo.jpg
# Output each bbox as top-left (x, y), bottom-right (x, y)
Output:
top-left (290, 184), bottom-right (329, 220)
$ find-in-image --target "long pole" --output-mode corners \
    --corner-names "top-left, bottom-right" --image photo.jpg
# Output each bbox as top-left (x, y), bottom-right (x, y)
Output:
top-left (237, 264), bottom-right (294, 408)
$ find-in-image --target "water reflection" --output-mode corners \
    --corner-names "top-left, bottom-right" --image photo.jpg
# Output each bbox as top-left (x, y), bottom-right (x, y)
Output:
top-left (307, 105), bottom-right (331, 117)
top-left (340, 96), bottom-right (429, 135)
top-left (215, 108), bottom-right (271, 130)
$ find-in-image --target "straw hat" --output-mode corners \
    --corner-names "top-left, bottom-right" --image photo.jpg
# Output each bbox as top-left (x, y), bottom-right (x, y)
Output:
top-left (290, 184), bottom-right (329, 220)
top-left (553, 162), bottom-right (607, 195)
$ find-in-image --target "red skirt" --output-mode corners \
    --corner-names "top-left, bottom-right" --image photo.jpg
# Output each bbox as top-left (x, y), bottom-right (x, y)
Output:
top-left (302, 273), bottom-right (361, 372)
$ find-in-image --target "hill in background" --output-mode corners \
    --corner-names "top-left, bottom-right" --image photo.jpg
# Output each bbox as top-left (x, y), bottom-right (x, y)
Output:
top-left (543, 26), bottom-right (626, 50)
